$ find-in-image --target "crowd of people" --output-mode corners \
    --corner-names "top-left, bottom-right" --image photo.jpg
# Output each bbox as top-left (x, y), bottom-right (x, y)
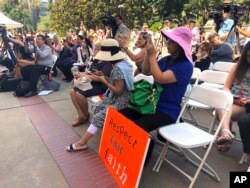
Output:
top-left (0, 10), bottom-right (250, 173)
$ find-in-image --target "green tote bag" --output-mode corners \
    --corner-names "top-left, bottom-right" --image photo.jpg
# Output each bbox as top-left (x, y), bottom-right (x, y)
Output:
top-left (128, 79), bottom-right (163, 115)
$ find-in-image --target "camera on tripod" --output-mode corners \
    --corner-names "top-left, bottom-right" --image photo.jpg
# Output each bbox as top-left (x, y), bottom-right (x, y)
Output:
top-left (209, 11), bottom-right (223, 32)
top-left (100, 13), bottom-right (118, 38)
top-left (0, 25), bottom-right (17, 64)
top-left (225, 4), bottom-right (249, 25)
top-left (0, 25), bottom-right (7, 38)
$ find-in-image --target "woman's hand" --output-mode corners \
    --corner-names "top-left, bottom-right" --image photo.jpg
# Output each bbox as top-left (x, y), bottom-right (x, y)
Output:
top-left (73, 72), bottom-right (81, 79)
top-left (89, 73), bottom-right (107, 84)
top-left (239, 97), bottom-right (249, 106)
top-left (145, 43), bottom-right (156, 57)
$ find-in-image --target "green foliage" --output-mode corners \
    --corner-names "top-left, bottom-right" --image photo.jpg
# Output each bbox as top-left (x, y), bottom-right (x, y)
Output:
top-left (0, 0), bottom-right (41, 31)
top-left (50, 0), bottom-right (154, 36)
top-left (37, 15), bottom-right (51, 31)
top-left (150, 22), bottom-right (163, 32)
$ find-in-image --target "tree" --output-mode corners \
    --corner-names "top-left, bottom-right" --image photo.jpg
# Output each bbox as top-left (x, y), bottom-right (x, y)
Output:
top-left (148, 0), bottom-right (189, 22)
top-left (183, 0), bottom-right (223, 25)
top-left (49, 0), bottom-right (154, 36)
top-left (0, 0), bottom-right (41, 31)
top-left (37, 15), bottom-right (51, 31)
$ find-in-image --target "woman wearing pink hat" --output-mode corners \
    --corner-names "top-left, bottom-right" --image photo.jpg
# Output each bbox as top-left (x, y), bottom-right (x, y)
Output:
top-left (120, 26), bottom-right (193, 163)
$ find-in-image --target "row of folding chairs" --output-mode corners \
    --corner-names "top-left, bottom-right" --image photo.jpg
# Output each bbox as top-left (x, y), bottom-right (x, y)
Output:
top-left (153, 85), bottom-right (233, 188)
top-left (151, 62), bottom-right (243, 188)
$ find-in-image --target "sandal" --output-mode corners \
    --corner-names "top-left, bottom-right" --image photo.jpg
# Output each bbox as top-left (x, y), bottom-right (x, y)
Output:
top-left (66, 143), bottom-right (88, 152)
top-left (217, 129), bottom-right (235, 152)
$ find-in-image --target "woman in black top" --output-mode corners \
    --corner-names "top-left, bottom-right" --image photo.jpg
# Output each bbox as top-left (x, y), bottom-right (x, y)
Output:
top-left (194, 42), bottom-right (212, 71)
top-left (70, 44), bottom-right (112, 127)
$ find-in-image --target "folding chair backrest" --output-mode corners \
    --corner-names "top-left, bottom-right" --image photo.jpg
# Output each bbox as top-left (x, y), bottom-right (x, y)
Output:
top-left (191, 67), bottom-right (201, 86)
top-left (212, 61), bottom-right (235, 72)
top-left (184, 68), bottom-right (201, 97)
top-left (187, 85), bottom-right (233, 110)
top-left (200, 70), bottom-right (228, 85)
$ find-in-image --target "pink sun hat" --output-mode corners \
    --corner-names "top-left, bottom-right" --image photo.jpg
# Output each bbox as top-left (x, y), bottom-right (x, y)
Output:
top-left (161, 26), bottom-right (193, 63)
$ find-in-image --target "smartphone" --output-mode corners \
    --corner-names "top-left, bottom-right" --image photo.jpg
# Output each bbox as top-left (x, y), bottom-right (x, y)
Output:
top-left (233, 96), bottom-right (240, 100)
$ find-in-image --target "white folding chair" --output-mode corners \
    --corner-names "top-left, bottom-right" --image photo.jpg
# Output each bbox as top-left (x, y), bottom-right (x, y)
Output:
top-left (212, 61), bottom-right (235, 73)
top-left (199, 70), bottom-right (228, 89)
top-left (239, 153), bottom-right (248, 164)
top-left (153, 85), bottom-right (233, 188)
top-left (185, 70), bottom-right (228, 128)
top-left (184, 67), bottom-right (201, 97)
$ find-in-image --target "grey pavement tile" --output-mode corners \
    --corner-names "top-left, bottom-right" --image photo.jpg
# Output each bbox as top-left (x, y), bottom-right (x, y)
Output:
top-left (0, 108), bottom-right (69, 188)
top-left (0, 92), bottom-right (21, 110)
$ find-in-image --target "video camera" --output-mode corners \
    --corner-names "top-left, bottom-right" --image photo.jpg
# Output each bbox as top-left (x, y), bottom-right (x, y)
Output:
top-left (209, 11), bottom-right (223, 32)
top-left (209, 3), bottom-right (249, 32)
top-left (100, 14), bottom-right (118, 38)
top-left (0, 25), bottom-right (7, 37)
top-left (226, 4), bottom-right (249, 25)
top-left (0, 25), bottom-right (17, 64)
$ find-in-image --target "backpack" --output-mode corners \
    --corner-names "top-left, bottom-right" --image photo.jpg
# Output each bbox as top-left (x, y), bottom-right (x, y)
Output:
top-left (0, 74), bottom-right (21, 92)
top-left (14, 80), bottom-right (30, 97)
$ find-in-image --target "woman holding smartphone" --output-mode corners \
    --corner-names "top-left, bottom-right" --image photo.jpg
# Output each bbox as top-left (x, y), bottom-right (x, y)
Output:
top-left (70, 43), bottom-right (112, 127)
top-left (120, 32), bottom-right (150, 75)
top-left (216, 41), bottom-right (250, 152)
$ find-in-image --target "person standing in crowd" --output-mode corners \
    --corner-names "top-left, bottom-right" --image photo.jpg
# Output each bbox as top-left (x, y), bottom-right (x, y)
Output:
top-left (114, 15), bottom-right (129, 40)
top-left (66, 38), bottom-right (133, 151)
top-left (208, 33), bottom-right (234, 63)
top-left (187, 19), bottom-right (200, 52)
top-left (119, 26), bottom-right (193, 163)
top-left (218, 7), bottom-right (235, 45)
top-left (216, 41), bottom-right (250, 152)
top-left (20, 35), bottom-right (54, 97)
top-left (163, 19), bottom-right (174, 31)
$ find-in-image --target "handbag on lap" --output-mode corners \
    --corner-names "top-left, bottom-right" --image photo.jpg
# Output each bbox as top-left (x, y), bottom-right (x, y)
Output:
top-left (128, 79), bottom-right (163, 115)
top-left (73, 77), bottom-right (93, 91)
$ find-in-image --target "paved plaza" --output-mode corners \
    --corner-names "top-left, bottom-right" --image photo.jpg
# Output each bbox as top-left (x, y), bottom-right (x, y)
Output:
top-left (0, 73), bottom-right (248, 188)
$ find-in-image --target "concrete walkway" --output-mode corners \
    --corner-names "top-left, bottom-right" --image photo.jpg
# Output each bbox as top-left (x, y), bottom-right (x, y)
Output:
top-left (0, 74), bottom-right (248, 188)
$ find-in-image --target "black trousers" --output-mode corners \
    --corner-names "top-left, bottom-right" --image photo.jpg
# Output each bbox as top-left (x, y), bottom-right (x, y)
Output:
top-left (56, 59), bottom-right (74, 79)
top-left (21, 64), bottom-right (50, 92)
top-left (0, 59), bottom-right (15, 72)
top-left (119, 108), bottom-right (175, 164)
top-left (238, 113), bottom-right (250, 154)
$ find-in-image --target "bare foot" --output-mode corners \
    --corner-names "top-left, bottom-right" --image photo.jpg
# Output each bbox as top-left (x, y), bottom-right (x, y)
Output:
top-left (72, 115), bottom-right (79, 125)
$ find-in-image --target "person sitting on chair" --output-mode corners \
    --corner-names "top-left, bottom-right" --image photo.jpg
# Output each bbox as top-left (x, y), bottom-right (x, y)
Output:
top-left (70, 43), bottom-right (113, 127)
top-left (208, 33), bottom-right (234, 63)
top-left (193, 42), bottom-right (212, 71)
top-left (237, 110), bottom-right (250, 172)
top-left (120, 31), bottom-right (150, 76)
top-left (66, 38), bottom-right (133, 151)
top-left (119, 26), bottom-right (193, 164)
top-left (20, 34), bottom-right (54, 97)
top-left (216, 41), bottom-right (250, 152)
